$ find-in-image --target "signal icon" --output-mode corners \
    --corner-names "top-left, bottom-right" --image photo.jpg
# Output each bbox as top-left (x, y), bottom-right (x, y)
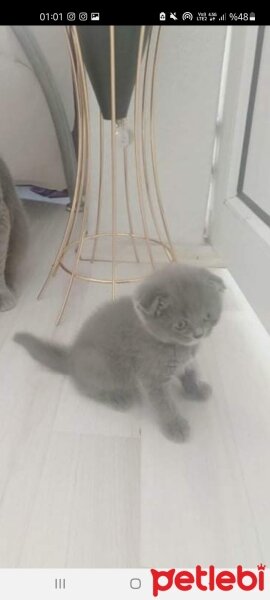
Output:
top-left (182, 11), bottom-right (193, 20)
top-left (219, 13), bottom-right (226, 21)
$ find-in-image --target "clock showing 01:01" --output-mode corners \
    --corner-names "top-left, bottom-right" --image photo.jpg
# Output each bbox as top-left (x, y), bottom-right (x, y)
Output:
top-left (40, 13), bottom-right (63, 21)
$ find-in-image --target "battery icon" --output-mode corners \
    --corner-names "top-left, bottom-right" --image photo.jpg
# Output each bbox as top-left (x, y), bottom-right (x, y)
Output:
top-left (249, 12), bottom-right (255, 20)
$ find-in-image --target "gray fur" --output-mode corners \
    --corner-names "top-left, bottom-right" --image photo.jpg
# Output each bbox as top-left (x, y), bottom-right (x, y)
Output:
top-left (0, 157), bottom-right (29, 310)
top-left (14, 333), bottom-right (68, 374)
top-left (14, 264), bottom-right (224, 442)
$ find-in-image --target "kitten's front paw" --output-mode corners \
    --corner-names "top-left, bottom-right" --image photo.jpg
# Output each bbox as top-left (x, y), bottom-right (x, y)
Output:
top-left (197, 382), bottom-right (212, 400)
top-left (162, 417), bottom-right (190, 443)
top-left (0, 289), bottom-right (16, 311)
top-left (192, 382), bottom-right (212, 401)
top-left (183, 381), bottom-right (212, 401)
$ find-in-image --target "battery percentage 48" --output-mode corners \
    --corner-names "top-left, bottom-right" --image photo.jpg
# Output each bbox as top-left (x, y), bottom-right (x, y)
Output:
top-left (229, 13), bottom-right (249, 20)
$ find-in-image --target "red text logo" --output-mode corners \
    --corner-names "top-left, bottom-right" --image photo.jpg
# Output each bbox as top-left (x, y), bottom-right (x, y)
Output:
top-left (151, 564), bottom-right (265, 596)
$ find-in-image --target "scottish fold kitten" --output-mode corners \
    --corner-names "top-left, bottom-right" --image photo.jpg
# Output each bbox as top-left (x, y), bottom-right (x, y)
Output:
top-left (14, 264), bottom-right (224, 442)
top-left (0, 157), bottom-right (28, 310)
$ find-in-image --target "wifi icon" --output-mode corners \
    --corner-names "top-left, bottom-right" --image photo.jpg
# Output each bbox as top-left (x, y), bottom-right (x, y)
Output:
top-left (182, 11), bottom-right (193, 20)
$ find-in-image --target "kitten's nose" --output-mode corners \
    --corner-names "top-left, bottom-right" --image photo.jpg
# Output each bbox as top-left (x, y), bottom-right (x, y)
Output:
top-left (193, 328), bottom-right (204, 339)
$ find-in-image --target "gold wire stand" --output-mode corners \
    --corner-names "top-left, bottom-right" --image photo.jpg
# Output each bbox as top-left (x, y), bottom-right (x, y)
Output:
top-left (38, 26), bottom-right (176, 324)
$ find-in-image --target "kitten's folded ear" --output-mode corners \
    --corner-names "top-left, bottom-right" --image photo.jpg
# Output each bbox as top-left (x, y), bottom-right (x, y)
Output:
top-left (208, 273), bottom-right (226, 292)
top-left (134, 286), bottom-right (170, 317)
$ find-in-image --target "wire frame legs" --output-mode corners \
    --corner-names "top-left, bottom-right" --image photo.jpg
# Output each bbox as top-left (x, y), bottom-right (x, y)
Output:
top-left (39, 26), bottom-right (176, 324)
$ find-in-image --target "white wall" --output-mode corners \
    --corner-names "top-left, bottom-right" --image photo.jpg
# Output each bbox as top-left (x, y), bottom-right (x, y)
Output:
top-left (0, 26), bottom-right (73, 189)
top-left (0, 25), bottom-right (226, 245)
top-left (84, 26), bottom-right (226, 246)
top-left (156, 26), bottom-right (226, 244)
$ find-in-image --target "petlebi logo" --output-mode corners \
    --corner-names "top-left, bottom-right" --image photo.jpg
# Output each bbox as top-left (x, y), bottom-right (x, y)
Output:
top-left (151, 564), bottom-right (266, 596)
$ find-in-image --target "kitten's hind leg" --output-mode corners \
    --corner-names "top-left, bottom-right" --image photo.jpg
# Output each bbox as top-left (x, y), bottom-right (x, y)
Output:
top-left (0, 202), bottom-right (16, 311)
top-left (97, 390), bottom-right (136, 412)
top-left (72, 346), bottom-right (138, 411)
top-left (180, 367), bottom-right (212, 401)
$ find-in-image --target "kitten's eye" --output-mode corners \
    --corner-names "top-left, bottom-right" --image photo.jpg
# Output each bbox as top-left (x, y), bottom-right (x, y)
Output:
top-left (175, 319), bottom-right (187, 331)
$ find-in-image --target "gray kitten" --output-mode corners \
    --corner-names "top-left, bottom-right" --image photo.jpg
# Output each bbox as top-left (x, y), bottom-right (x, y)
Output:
top-left (14, 264), bottom-right (224, 442)
top-left (0, 157), bottom-right (29, 310)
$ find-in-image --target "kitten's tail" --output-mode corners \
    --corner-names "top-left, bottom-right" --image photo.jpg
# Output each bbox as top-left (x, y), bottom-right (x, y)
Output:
top-left (14, 333), bottom-right (69, 374)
